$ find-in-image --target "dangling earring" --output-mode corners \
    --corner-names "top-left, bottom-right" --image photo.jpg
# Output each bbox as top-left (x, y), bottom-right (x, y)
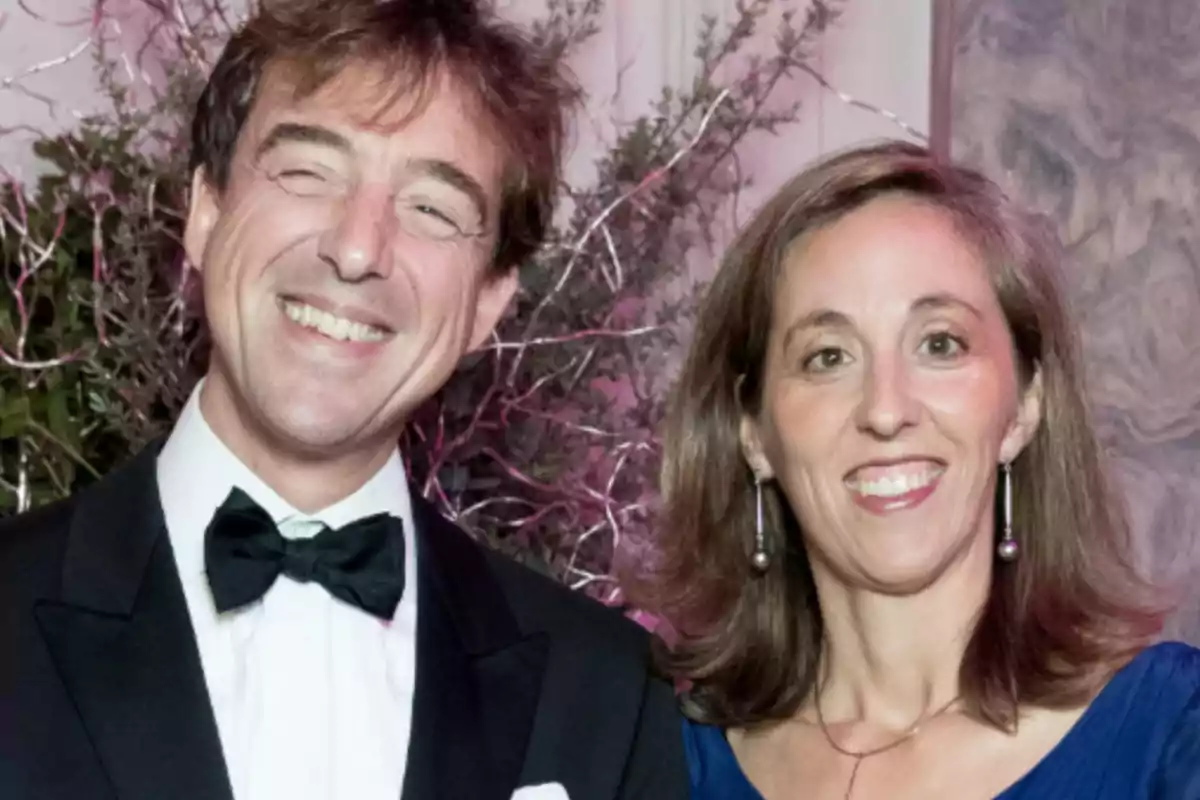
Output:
top-left (997, 461), bottom-right (1019, 562)
top-left (751, 475), bottom-right (771, 572)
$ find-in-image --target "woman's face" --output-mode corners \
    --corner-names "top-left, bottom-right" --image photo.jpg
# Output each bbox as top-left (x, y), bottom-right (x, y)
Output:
top-left (740, 194), bottom-right (1042, 594)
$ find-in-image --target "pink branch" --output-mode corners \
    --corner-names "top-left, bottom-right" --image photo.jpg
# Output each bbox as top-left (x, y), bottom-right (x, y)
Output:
top-left (0, 348), bottom-right (83, 370)
top-left (1, 37), bottom-right (94, 90)
top-left (479, 447), bottom-right (600, 508)
top-left (14, 0), bottom-right (93, 26)
top-left (90, 203), bottom-right (111, 345)
top-left (505, 86), bottom-right (733, 387)
top-left (504, 404), bottom-right (624, 439)
top-left (484, 325), bottom-right (662, 351)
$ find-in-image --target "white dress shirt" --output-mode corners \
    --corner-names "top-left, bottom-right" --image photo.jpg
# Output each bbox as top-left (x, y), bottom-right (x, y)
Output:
top-left (156, 386), bottom-right (418, 800)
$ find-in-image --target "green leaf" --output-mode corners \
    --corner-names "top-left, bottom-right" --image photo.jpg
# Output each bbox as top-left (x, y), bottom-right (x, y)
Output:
top-left (87, 390), bottom-right (108, 415)
top-left (46, 387), bottom-right (77, 450)
top-left (0, 394), bottom-right (31, 439)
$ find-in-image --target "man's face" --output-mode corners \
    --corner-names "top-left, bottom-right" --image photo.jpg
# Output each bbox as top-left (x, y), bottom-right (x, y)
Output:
top-left (184, 60), bottom-right (516, 476)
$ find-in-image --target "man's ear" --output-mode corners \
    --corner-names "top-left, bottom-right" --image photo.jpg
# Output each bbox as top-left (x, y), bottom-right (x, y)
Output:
top-left (183, 167), bottom-right (221, 272)
top-left (467, 268), bottom-right (518, 351)
top-left (999, 365), bottom-right (1044, 464)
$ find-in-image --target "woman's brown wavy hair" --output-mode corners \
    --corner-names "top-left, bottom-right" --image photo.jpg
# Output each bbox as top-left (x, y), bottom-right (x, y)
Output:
top-left (629, 140), bottom-right (1163, 731)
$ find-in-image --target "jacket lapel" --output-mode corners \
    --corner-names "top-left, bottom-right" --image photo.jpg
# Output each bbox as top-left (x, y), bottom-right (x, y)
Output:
top-left (401, 493), bottom-right (550, 800)
top-left (33, 445), bottom-right (233, 800)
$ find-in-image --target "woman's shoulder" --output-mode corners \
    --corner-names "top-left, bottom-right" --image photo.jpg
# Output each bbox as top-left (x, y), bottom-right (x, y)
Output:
top-left (681, 718), bottom-right (762, 799)
top-left (681, 718), bottom-right (725, 787)
top-left (1089, 641), bottom-right (1200, 740)
top-left (1135, 639), bottom-right (1200, 672)
top-left (1121, 640), bottom-right (1200, 699)
top-left (1133, 641), bottom-right (1200, 796)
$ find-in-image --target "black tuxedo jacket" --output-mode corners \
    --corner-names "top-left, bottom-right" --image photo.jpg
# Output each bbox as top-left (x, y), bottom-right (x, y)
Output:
top-left (0, 445), bottom-right (687, 799)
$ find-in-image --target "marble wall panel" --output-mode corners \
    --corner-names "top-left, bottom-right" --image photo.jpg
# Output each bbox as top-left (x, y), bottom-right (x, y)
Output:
top-left (951, 0), bottom-right (1200, 643)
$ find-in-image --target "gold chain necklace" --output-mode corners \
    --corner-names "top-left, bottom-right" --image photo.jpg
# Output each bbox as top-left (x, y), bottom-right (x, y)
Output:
top-left (814, 693), bottom-right (961, 800)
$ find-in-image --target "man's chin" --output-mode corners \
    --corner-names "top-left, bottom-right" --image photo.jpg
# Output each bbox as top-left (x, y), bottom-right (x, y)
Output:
top-left (261, 416), bottom-right (385, 461)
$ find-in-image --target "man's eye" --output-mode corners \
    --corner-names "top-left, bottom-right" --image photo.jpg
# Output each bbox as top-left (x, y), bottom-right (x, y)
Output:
top-left (273, 169), bottom-right (332, 196)
top-left (416, 204), bottom-right (456, 224)
top-left (396, 199), bottom-right (469, 240)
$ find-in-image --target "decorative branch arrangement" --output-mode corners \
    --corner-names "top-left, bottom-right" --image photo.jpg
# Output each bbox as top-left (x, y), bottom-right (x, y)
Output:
top-left (0, 0), bottom-right (876, 610)
top-left (407, 2), bottom-right (847, 606)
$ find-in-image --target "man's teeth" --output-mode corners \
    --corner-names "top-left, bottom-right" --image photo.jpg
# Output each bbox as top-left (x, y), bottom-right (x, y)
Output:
top-left (851, 468), bottom-right (942, 498)
top-left (283, 301), bottom-right (386, 342)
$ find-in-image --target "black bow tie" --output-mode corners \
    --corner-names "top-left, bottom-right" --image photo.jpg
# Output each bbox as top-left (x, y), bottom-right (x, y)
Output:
top-left (203, 487), bottom-right (406, 620)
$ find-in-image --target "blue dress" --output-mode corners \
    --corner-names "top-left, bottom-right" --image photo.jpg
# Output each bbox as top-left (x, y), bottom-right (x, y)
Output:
top-left (684, 641), bottom-right (1200, 799)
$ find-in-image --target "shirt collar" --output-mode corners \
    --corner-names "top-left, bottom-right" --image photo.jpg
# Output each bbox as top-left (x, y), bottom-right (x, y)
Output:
top-left (156, 380), bottom-right (414, 578)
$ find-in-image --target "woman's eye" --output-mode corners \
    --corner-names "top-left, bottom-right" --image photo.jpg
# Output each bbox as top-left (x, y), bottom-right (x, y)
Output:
top-left (802, 347), bottom-right (849, 373)
top-left (920, 331), bottom-right (967, 359)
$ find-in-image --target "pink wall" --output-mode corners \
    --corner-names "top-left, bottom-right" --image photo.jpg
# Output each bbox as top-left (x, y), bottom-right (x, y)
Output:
top-left (2, 0), bottom-right (931, 225)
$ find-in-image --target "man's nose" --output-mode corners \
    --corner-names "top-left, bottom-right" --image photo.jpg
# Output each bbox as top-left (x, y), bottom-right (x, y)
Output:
top-left (316, 183), bottom-right (396, 282)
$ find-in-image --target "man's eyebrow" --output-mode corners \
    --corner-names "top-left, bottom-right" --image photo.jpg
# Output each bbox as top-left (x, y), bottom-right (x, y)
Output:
top-left (249, 131), bottom-right (493, 226)
top-left (254, 123), bottom-right (351, 161)
top-left (410, 158), bottom-right (491, 226)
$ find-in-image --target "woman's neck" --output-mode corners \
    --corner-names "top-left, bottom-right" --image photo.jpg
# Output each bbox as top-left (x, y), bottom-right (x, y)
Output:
top-left (808, 536), bottom-right (994, 731)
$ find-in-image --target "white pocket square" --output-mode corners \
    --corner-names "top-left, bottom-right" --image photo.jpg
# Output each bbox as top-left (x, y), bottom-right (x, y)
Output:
top-left (511, 782), bottom-right (570, 800)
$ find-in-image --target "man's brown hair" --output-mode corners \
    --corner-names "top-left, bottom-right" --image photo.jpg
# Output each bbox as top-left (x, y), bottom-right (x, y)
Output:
top-left (190, 0), bottom-right (579, 272)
